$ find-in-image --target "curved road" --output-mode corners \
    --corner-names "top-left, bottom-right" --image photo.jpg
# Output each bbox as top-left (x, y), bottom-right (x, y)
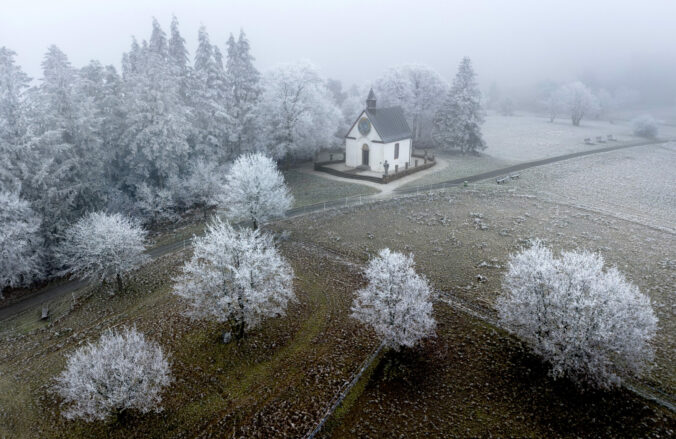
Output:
top-left (0, 138), bottom-right (670, 323)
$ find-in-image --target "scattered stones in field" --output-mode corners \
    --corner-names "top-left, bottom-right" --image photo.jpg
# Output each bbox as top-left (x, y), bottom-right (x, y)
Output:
top-left (468, 212), bottom-right (489, 230)
top-left (477, 259), bottom-right (502, 269)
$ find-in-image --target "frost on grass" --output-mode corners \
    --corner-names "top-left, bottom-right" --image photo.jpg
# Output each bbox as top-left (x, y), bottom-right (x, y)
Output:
top-left (54, 327), bottom-right (172, 422)
top-left (57, 212), bottom-right (149, 292)
top-left (497, 240), bottom-right (657, 389)
top-left (351, 248), bottom-right (436, 349)
top-left (172, 218), bottom-right (294, 339)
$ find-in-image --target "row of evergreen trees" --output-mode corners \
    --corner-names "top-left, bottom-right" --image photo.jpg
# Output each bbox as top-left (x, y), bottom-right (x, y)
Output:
top-left (0, 17), bottom-right (262, 249)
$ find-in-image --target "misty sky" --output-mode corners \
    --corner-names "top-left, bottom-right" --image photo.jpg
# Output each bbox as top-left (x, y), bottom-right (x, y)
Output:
top-left (2, 0), bottom-right (676, 95)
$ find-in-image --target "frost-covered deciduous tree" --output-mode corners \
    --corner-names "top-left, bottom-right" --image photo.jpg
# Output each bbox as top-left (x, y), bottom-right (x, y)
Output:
top-left (180, 159), bottom-right (228, 219)
top-left (559, 81), bottom-right (600, 126)
top-left (375, 64), bottom-right (448, 143)
top-left (54, 327), bottom-right (171, 422)
top-left (351, 249), bottom-right (436, 349)
top-left (173, 219), bottom-right (294, 340)
top-left (58, 212), bottom-right (149, 292)
top-left (0, 192), bottom-right (43, 298)
top-left (432, 57), bottom-right (486, 154)
top-left (255, 61), bottom-right (341, 159)
top-left (632, 114), bottom-right (659, 139)
top-left (222, 153), bottom-right (292, 229)
top-left (543, 86), bottom-right (565, 123)
top-left (497, 241), bottom-right (658, 389)
top-left (226, 30), bottom-right (261, 156)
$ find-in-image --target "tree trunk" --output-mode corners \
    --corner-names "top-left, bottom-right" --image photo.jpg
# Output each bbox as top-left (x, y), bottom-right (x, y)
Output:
top-left (252, 218), bottom-right (258, 230)
top-left (116, 273), bottom-right (123, 292)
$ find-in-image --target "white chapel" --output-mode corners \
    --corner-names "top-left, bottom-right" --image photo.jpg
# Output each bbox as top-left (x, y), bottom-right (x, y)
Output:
top-left (345, 89), bottom-right (412, 173)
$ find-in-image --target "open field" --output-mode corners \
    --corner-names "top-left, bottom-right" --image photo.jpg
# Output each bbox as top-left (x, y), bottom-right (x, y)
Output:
top-left (400, 112), bottom-right (676, 191)
top-left (284, 169), bottom-right (380, 207)
top-left (277, 189), bottom-right (676, 395)
top-left (511, 141), bottom-right (676, 232)
top-left (0, 240), bottom-right (378, 438)
top-left (326, 303), bottom-right (675, 438)
top-left (482, 112), bottom-right (676, 162)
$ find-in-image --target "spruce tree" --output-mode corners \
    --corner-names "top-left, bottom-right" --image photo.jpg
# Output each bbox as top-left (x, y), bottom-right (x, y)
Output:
top-left (0, 47), bottom-right (31, 189)
top-left (432, 57), bottom-right (486, 154)
top-left (226, 30), bottom-right (261, 156)
top-left (193, 25), bottom-right (230, 163)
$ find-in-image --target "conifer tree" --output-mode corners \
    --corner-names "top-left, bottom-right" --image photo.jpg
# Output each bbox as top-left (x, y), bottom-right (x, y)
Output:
top-left (0, 47), bottom-right (31, 189)
top-left (432, 57), bottom-right (486, 154)
top-left (226, 30), bottom-right (261, 155)
top-left (193, 25), bottom-right (230, 162)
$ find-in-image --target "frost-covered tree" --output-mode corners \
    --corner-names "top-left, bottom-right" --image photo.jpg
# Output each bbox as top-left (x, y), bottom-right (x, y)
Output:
top-left (559, 81), bottom-right (600, 126)
top-left (255, 61), bottom-right (341, 159)
top-left (351, 249), bottom-right (436, 350)
top-left (192, 25), bottom-right (230, 163)
top-left (543, 85), bottom-right (565, 123)
top-left (119, 19), bottom-right (191, 195)
top-left (173, 219), bottom-right (294, 340)
top-left (432, 57), bottom-right (486, 154)
top-left (632, 114), bottom-right (659, 139)
top-left (0, 47), bottom-right (31, 189)
top-left (222, 153), bottom-right (293, 229)
top-left (497, 241), bottom-right (658, 389)
top-left (180, 159), bottom-right (228, 219)
top-left (375, 64), bottom-right (448, 143)
top-left (0, 192), bottom-right (43, 298)
top-left (57, 212), bottom-right (148, 292)
top-left (54, 326), bottom-right (171, 422)
top-left (226, 30), bottom-right (261, 156)
top-left (22, 46), bottom-right (106, 244)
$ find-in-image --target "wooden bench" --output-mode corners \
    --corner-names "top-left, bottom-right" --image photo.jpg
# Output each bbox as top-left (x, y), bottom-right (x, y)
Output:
top-left (496, 177), bottom-right (509, 184)
top-left (509, 173), bottom-right (520, 180)
top-left (584, 138), bottom-right (594, 145)
top-left (596, 136), bottom-right (606, 143)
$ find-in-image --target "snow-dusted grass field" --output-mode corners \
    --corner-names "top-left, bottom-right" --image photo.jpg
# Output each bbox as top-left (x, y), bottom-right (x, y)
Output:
top-left (482, 112), bottom-right (676, 162)
top-left (513, 142), bottom-right (676, 232)
top-left (280, 190), bottom-right (675, 397)
top-left (0, 239), bottom-right (378, 438)
top-left (284, 169), bottom-right (380, 208)
top-left (399, 111), bottom-right (676, 190)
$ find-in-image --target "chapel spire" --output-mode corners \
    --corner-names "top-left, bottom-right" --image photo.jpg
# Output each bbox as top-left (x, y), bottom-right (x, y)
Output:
top-left (366, 88), bottom-right (376, 111)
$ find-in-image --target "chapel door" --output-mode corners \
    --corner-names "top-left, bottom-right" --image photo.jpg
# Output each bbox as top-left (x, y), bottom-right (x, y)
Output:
top-left (362, 144), bottom-right (369, 166)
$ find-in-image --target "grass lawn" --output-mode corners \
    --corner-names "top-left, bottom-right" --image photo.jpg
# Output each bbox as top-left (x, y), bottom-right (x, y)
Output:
top-left (325, 303), bottom-right (675, 438)
top-left (399, 152), bottom-right (513, 190)
top-left (284, 169), bottom-right (380, 208)
top-left (0, 241), bottom-right (377, 438)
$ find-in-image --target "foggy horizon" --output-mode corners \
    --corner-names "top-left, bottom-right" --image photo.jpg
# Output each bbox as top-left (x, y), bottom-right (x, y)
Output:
top-left (3, 0), bottom-right (676, 101)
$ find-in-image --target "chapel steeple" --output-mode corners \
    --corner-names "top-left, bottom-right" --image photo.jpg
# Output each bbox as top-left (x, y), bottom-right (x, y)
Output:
top-left (366, 88), bottom-right (376, 111)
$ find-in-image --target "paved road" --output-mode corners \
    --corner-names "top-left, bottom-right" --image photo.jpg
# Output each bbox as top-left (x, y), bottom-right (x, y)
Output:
top-left (0, 137), bottom-right (670, 323)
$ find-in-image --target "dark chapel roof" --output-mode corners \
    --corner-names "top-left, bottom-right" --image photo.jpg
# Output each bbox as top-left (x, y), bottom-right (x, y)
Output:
top-left (363, 106), bottom-right (411, 143)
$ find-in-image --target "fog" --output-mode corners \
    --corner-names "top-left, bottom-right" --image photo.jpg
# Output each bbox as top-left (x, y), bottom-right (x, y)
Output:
top-left (2, 0), bottom-right (676, 102)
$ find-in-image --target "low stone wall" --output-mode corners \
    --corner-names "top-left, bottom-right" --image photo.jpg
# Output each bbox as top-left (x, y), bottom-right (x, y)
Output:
top-left (314, 157), bottom-right (436, 184)
top-left (313, 163), bottom-right (384, 183)
top-left (382, 159), bottom-right (435, 183)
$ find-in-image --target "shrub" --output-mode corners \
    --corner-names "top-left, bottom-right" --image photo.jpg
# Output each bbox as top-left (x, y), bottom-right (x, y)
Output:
top-left (632, 114), bottom-right (659, 138)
